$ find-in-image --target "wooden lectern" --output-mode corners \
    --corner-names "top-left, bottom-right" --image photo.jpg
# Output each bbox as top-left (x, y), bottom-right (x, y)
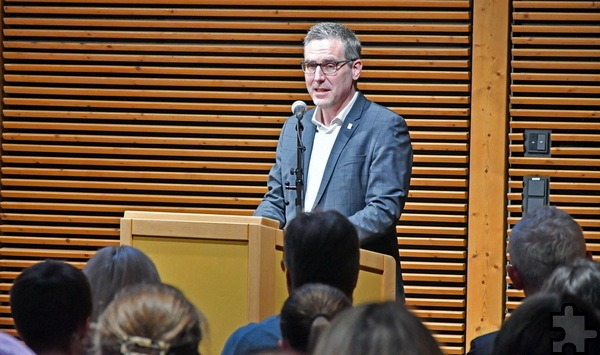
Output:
top-left (120, 211), bottom-right (395, 355)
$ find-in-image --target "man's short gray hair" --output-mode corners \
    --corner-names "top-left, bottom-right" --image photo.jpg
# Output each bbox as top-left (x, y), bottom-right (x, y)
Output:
top-left (509, 205), bottom-right (587, 294)
top-left (304, 22), bottom-right (361, 61)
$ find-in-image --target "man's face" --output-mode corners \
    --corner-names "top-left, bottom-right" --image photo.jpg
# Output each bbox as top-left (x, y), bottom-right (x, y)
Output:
top-left (303, 39), bottom-right (362, 113)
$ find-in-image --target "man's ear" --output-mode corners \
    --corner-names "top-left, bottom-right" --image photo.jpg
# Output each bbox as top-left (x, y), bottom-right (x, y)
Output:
top-left (507, 264), bottom-right (523, 290)
top-left (351, 59), bottom-right (362, 81)
top-left (586, 251), bottom-right (593, 260)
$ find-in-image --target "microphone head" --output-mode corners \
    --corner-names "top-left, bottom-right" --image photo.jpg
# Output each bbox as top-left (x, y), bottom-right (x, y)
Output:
top-left (291, 100), bottom-right (307, 117)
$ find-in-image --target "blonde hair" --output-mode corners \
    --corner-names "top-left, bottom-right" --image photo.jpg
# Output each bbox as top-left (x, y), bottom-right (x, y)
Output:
top-left (93, 283), bottom-right (205, 355)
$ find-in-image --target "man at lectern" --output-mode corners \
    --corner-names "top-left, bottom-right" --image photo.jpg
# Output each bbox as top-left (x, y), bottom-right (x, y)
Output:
top-left (254, 22), bottom-right (413, 301)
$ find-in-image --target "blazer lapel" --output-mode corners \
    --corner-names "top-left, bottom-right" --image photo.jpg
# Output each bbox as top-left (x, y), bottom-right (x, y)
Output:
top-left (302, 109), bottom-right (317, 200)
top-left (312, 93), bottom-right (368, 207)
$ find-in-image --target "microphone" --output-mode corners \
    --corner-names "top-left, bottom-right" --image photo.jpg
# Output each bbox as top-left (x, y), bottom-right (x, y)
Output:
top-left (291, 100), bottom-right (307, 120)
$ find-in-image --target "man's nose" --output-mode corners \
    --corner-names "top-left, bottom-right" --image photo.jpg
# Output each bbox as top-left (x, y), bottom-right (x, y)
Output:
top-left (313, 66), bottom-right (326, 81)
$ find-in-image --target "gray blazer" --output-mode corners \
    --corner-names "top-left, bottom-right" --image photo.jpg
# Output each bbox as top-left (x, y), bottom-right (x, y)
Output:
top-left (254, 93), bottom-right (412, 261)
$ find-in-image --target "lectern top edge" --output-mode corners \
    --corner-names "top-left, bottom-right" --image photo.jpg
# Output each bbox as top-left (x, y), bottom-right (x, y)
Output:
top-left (122, 210), bottom-right (281, 229)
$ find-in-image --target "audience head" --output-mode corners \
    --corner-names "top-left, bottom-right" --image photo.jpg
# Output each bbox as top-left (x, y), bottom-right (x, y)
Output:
top-left (83, 245), bottom-right (161, 321)
top-left (279, 283), bottom-right (351, 354)
top-left (283, 210), bottom-right (360, 299)
top-left (304, 22), bottom-right (362, 61)
top-left (313, 301), bottom-right (443, 355)
top-left (93, 283), bottom-right (205, 355)
top-left (10, 260), bottom-right (92, 355)
top-left (492, 292), bottom-right (600, 355)
top-left (507, 205), bottom-right (587, 295)
top-left (542, 258), bottom-right (600, 311)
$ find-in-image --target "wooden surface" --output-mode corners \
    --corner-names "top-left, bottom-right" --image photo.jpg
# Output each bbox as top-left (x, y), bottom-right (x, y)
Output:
top-left (465, 0), bottom-right (511, 348)
top-left (1, 1), bottom-right (599, 353)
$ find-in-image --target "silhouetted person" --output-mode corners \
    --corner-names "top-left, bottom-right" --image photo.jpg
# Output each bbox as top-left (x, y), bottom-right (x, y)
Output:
top-left (10, 260), bottom-right (92, 355)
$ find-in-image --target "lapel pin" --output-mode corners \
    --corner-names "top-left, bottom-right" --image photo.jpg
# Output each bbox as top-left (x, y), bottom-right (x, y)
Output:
top-left (347, 123), bottom-right (353, 129)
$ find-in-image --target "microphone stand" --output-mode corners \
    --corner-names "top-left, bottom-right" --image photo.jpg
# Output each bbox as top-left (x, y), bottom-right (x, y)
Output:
top-left (285, 112), bottom-right (305, 215)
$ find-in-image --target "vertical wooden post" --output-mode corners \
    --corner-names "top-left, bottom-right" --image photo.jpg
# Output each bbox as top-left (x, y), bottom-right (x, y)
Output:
top-left (466, 0), bottom-right (511, 349)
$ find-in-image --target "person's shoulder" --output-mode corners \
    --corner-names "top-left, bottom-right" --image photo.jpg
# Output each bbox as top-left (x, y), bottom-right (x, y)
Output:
top-left (221, 315), bottom-right (281, 355)
top-left (0, 331), bottom-right (35, 355)
top-left (359, 96), bottom-right (403, 121)
top-left (467, 331), bottom-right (498, 355)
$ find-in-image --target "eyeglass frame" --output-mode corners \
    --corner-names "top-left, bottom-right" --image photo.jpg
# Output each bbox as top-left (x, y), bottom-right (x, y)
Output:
top-left (300, 58), bottom-right (358, 75)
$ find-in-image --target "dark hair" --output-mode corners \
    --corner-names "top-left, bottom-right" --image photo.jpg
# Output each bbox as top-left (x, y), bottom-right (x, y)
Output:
top-left (10, 260), bottom-right (92, 353)
top-left (280, 283), bottom-right (351, 353)
top-left (542, 258), bottom-right (600, 311)
top-left (509, 205), bottom-right (586, 294)
top-left (283, 210), bottom-right (360, 298)
top-left (492, 292), bottom-right (600, 355)
top-left (93, 283), bottom-right (205, 355)
top-left (83, 245), bottom-right (161, 321)
top-left (313, 301), bottom-right (442, 355)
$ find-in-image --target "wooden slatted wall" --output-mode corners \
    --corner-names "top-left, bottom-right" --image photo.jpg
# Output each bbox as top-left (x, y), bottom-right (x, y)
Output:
top-left (508, 0), bottom-right (600, 312)
top-left (0, 1), bottom-right (472, 353)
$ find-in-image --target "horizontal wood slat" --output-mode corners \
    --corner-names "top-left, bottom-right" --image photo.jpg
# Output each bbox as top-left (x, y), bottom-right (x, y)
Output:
top-left (2, 113), bottom-right (468, 128)
top-left (1, 167), bottom-right (267, 181)
top-left (4, 86), bottom-right (470, 105)
top-left (3, 99), bottom-right (470, 116)
top-left (3, 65), bottom-right (470, 81)
top-left (512, 25), bottom-right (600, 33)
top-left (4, 10), bottom-right (472, 20)
top-left (5, 30), bottom-right (472, 45)
top-left (2, 55), bottom-right (471, 70)
top-left (3, 0), bottom-right (471, 6)
top-left (403, 273), bottom-right (466, 283)
top-left (512, 12), bottom-right (600, 21)
top-left (402, 262), bottom-right (465, 271)
top-left (2, 20), bottom-right (471, 33)
top-left (0, 235), bottom-right (117, 246)
top-left (413, 309), bottom-right (466, 319)
top-left (0, 202), bottom-right (254, 215)
top-left (3, 42), bottom-right (470, 57)
top-left (407, 298), bottom-right (466, 308)
top-left (513, 1), bottom-right (600, 9)
top-left (0, 248), bottom-right (95, 259)
top-left (0, 261), bottom-right (88, 269)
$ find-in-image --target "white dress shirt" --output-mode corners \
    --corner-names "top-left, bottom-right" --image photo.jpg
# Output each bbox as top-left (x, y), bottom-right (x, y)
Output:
top-left (304, 92), bottom-right (359, 212)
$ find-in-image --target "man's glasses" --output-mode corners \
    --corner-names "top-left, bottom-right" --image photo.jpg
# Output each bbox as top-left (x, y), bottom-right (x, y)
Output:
top-left (300, 59), bottom-right (356, 75)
